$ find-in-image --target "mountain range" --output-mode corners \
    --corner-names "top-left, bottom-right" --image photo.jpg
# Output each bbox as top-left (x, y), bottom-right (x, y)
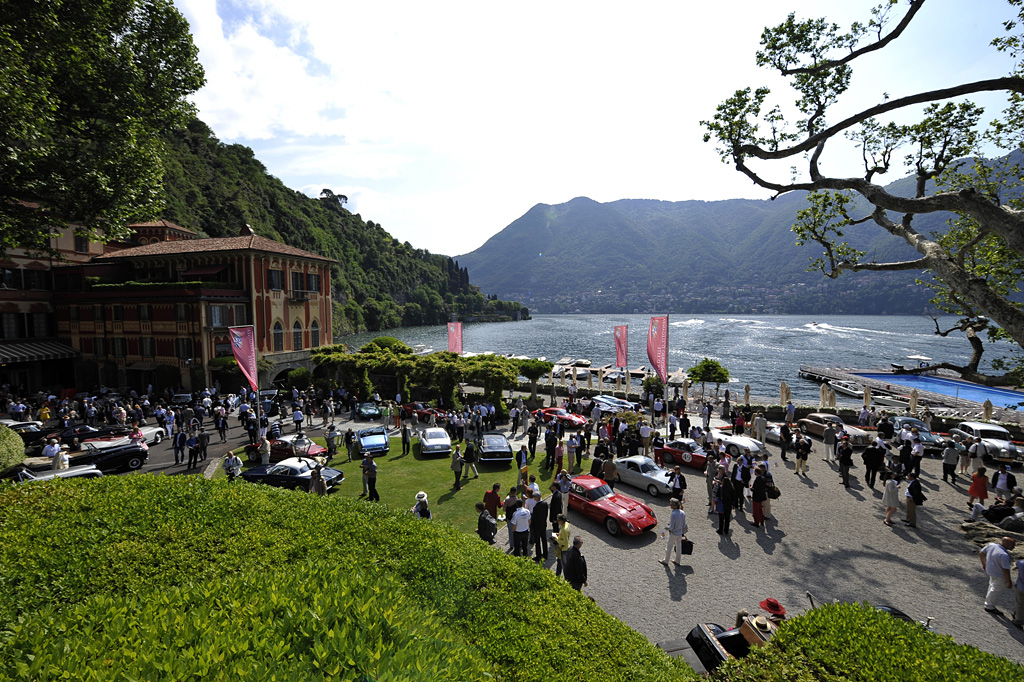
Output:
top-left (456, 185), bottom-right (951, 315)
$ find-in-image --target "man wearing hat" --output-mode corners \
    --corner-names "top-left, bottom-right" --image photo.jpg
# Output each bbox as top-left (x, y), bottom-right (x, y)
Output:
top-left (760, 598), bottom-right (787, 624)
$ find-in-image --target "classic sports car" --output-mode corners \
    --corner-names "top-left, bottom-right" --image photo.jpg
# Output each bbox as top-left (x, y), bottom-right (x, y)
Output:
top-left (709, 430), bottom-right (766, 457)
top-left (3, 422), bottom-right (49, 445)
top-left (241, 457), bottom-right (344, 492)
top-left (567, 474), bottom-right (657, 536)
top-left (267, 434), bottom-right (328, 463)
top-left (84, 424), bottom-right (167, 448)
top-left (356, 402), bottom-right (383, 420)
top-left (43, 424), bottom-right (129, 446)
top-left (655, 439), bottom-right (709, 470)
top-left (948, 421), bottom-right (1020, 465)
top-left (5, 464), bottom-right (104, 483)
top-left (614, 456), bottom-right (674, 496)
top-left (23, 441), bottom-right (149, 474)
top-left (796, 413), bottom-right (871, 446)
top-left (478, 431), bottom-right (513, 462)
top-left (357, 426), bottom-right (390, 456)
top-left (418, 427), bottom-right (452, 457)
top-left (401, 402), bottom-right (443, 421)
top-left (889, 416), bottom-right (944, 455)
top-left (531, 407), bottom-right (587, 429)
top-left (591, 395), bottom-right (638, 414)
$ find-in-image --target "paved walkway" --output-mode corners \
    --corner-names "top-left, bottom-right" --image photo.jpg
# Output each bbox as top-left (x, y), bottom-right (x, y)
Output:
top-left (497, 420), bottom-right (1024, 664)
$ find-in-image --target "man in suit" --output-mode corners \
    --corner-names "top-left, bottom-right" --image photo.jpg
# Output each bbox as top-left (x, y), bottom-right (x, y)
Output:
top-left (564, 536), bottom-right (588, 591)
top-left (530, 491), bottom-right (549, 562)
top-left (992, 464), bottom-right (1018, 501)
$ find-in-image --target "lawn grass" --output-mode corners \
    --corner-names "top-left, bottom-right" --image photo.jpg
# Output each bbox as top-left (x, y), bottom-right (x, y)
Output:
top-left (218, 427), bottom-right (587, 535)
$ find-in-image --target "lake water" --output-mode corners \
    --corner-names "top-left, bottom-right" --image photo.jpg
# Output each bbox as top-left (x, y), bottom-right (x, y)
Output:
top-left (338, 314), bottom-right (1017, 405)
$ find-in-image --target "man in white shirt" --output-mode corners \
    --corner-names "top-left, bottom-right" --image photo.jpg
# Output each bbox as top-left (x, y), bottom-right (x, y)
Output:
top-left (639, 421), bottom-right (653, 456)
top-left (980, 537), bottom-right (1016, 613)
top-left (42, 439), bottom-right (60, 460)
top-left (510, 504), bottom-right (532, 557)
top-left (660, 498), bottom-right (688, 565)
top-left (969, 438), bottom-right (988, 473)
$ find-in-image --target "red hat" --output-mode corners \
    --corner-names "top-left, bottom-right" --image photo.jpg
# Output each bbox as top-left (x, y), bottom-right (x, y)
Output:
top-left (759, 598), bottom-right (786, 616)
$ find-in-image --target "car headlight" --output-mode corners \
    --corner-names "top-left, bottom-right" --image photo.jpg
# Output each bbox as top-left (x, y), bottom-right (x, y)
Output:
top-left (626, 522), bottom-right (636, 532)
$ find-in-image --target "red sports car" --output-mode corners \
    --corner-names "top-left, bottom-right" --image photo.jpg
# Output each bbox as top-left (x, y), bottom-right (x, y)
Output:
top-left (401, 402), bottom-right (444, 421)
top-left (654, 439), bottom-right (709, 470)
top-left (531, 408), bottom-right (587, 429)
top-left (567, 475), bottom-right (658, 536)
top-left (267, 434), bottom-right (327, 463)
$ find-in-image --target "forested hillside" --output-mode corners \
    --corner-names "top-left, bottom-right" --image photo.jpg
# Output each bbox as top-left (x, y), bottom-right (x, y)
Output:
top-left (457, 192), bottom-right (938, 314)
top-left (158, 119), bottom-right (524, 335)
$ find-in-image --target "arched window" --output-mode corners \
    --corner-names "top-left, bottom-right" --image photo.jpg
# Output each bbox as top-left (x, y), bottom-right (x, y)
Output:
top-left (273, 322), bottom-right (284, 352)
top-left (293, 320), bottom-right (303, 351)
top-left (310, 320), bottom-right (320, 348)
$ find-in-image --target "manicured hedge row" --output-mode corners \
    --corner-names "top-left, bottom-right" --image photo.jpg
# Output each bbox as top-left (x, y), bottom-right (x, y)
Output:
top-left (714, 602), bottom-right (1021, 682)
top-left (0, 426), bottom-right (24, 470)
top-left (0, 477), bottom-right (692, 682)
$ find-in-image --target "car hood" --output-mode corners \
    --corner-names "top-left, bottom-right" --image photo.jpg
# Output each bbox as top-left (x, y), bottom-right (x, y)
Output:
top-left (982, 438), bottom-right (1017, 453)
top-left (593, 494), bottom-right (655, 520)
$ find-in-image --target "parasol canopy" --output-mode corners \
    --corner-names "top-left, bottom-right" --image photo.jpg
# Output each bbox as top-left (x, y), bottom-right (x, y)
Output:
top-left (983, 399), bottom-right (994, 420)
top-left (863, 385), bottom-right (872, 407)
top-left (909, 389), bottom-right (919, 414)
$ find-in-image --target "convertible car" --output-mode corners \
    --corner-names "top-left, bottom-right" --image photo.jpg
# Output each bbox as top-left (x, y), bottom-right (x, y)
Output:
top-left (24, 442), bottom-right (149, 474)
top-left (241, 457), bottom-right (344, 492)
top-left (6, 464), bottom-right (104, 483)
top-left (266, 434), bottom-right (328, 464)
top-left (709, 430), bottom-right (766, 457)
top-left (357, 426), bottom-right (390, 456)
top-left (567, 474), bottom-right (657, 536)
top-left (655, 439), bottom-right (709, 470)
top-left (356, 402), bottom-right (383, 420)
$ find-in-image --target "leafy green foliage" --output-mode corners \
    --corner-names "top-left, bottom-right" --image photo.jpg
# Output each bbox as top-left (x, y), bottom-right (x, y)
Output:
top-left (687, 357), bottom-right (730, 387)
top-left (0, 477), bottom-right (690, 682)
top-left (0, 427), bottom-right (24, 470)
top-left (0, 0), bottom-right (204, 257)
top-left (715, 602), bottom-right (1021, 682)
top-left (159, 119), bottom-right (524, 336)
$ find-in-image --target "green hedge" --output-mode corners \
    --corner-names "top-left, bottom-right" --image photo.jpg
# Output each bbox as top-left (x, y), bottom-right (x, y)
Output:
top-left (0, 426), bottom-right (24, 470)
top-left (714, 602), bottom-right (1021, 682)
top-left (0, 477), bottom-right (691, 682)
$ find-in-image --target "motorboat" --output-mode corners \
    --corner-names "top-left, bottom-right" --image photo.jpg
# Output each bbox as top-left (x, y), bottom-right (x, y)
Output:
top-left (828, 380), bottom-right (864, 399)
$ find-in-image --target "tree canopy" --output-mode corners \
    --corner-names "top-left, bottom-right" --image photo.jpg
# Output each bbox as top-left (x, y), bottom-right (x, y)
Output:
top-left (702, 0), bottom-right (1024, 378)
top-left (0, 0), bottom-right (205, 256)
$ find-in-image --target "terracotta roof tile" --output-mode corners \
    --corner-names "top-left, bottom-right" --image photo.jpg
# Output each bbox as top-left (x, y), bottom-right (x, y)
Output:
top-left (97, 234), bottom-right (335, 262)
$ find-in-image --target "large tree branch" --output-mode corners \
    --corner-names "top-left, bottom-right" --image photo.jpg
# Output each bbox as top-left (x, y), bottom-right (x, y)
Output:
top-left (737, 77), bottom-right (1024, 161)
top-left (844, 258), bottom-right (930, 272)
top-left (779, 0), bottom-right (926, 76)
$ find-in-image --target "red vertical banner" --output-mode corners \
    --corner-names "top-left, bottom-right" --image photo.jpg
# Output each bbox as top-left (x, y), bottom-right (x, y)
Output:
top-left (647, 316), bottom-right (668, 383)
top-left (614, 325), bottom-right (628, 368)
top-left (229, 325), bottom-right (259, 392)
top-left (448, 322), bottom-right (463, 355)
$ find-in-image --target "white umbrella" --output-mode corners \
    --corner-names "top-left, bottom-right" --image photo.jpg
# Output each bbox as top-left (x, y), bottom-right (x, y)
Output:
top-left (599, 368), bottom-right (605, 386)
top-left (682, 378), bottom-right (690, 403)
top-left (828, 388), bottom-right (837, 409)
top-left (819, 383), bottom-right (827, 408)
top-left (983, 399), bottom-right (994, 421)
top-left (587, 370), bottom-right (593, 389)
top-left (909, 389), bottom-right (918, 414)
top-left (863, 385), bottom-right (872, 407)
top-left (780, 381), bottom-right (790, 405)
top-left (744, 383), bottom-right (751, 405)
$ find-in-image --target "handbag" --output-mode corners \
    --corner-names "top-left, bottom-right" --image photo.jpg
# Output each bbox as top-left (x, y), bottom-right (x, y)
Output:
top-left (767, 485), bottom-right (781, 500)
top-left (680, 539), bottom-right (694, 555)
top-left (713, 498), bottom-right (725, 514)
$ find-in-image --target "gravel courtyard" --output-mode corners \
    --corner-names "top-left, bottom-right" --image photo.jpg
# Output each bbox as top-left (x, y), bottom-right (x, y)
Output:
top-left (498, 428), bottom-right (1024, 664)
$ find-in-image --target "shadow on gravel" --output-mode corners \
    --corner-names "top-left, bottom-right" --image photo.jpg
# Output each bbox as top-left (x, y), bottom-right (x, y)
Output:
top-left (716, 534), bottom-right (741, 560)
top-left (660, 563), bottom-right (694, 601)
top-left (754, 524), bottom-right (787, 555)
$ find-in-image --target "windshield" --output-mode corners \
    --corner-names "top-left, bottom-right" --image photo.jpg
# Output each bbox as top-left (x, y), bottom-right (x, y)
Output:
top-left (587, 484), bottom-right (613, 501)
top-left (639, 462), bottom-right (661, 474)
top-left (481, 435), bottom-right (508, 449)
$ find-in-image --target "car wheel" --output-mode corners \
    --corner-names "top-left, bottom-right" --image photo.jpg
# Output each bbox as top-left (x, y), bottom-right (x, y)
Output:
top-left (153, 432), bottom-right (163, 445)
top-left (647, 484), bottom-right (660, 497)
top-left (247, 449), bottom-right (260, 464)
top-left (604, 517), bottom-right (621, 536)
top-left (727, 444), bottom-right (739, 456)
top-left (126, 455), bottom-right (144, 471)
top-left (800, 424), bottom-right (809, 434)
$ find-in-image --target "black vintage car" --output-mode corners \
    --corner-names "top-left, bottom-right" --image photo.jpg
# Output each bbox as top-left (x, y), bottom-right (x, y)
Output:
top-left (25, 442), bottom-right (149, 474)
top-left (241, 457), bottom-right (344, 492)
top-left (42, 424), bottom-right (129, 446)
top-left (477, 431), bottom-right (514, 462)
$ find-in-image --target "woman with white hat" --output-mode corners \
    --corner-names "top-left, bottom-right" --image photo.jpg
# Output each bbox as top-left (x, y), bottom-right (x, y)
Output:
top-left (411, 491), bottom-right (431, 519)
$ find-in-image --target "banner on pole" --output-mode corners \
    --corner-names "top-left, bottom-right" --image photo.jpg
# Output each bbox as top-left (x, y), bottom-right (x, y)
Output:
top-left (448, 322), bottom-right (463, 355)
top-left (614, 325), bottom-right (628, 368)
top-left (647, 316), bottom-right (668, 383)
top-left (229, 325), bottom-right (259, 393)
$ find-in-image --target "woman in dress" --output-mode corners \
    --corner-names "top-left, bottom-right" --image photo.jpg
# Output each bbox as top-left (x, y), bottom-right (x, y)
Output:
top-left (881, 473), bottom-right (900, 526)
top-left (968, 466), bottom-right (989, 509)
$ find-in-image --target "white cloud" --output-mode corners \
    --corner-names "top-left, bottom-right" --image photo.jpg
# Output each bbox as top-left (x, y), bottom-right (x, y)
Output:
top-left (174, 0), bottom-right (1019, 256)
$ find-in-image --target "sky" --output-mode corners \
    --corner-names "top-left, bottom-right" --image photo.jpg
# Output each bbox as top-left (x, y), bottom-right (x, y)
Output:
top-left (173, 0), bottom-right (1017, 257)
